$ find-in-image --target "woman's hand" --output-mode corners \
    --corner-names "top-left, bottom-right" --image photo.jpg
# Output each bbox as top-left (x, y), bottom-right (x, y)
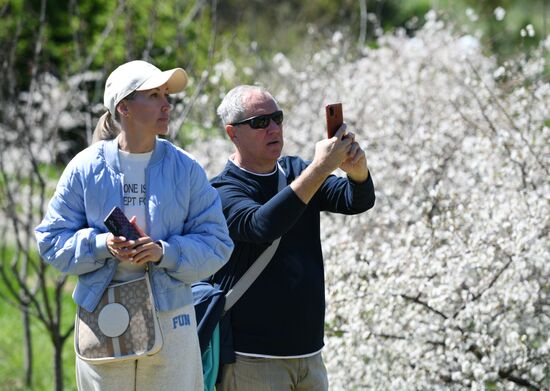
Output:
top-left (127, 216), bottom-right (163, 265)
top-left (106, 233), bottom-right (137, 263)
top-left (106, 216), bottom-right (163, 265)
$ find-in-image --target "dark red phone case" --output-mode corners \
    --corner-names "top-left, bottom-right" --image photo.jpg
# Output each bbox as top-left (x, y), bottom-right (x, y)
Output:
top-left (325, 103), bottom-right (343, 138)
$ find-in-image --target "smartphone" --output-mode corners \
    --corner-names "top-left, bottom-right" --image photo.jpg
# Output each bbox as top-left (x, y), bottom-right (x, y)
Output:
top-left (104, 206), bottom-right (141, 240)
top-left (325, 103), bottom-right (343, 138)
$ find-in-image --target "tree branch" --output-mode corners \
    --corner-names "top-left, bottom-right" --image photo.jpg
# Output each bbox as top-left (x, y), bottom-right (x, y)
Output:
top-left (400, 293), bottom-right (448, 319)
top-left (498, 367), bottom-right (540, 390)
top-left (453, 249), bottom-right (514, 318)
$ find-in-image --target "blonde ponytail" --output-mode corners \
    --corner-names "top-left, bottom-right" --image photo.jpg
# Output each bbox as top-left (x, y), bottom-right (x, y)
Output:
top-left (92, 112), bottom-right (120, 143)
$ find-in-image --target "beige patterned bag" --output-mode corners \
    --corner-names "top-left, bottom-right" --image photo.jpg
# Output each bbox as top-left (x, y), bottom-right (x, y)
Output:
top-left (75, 272), bottom-right (163, 364)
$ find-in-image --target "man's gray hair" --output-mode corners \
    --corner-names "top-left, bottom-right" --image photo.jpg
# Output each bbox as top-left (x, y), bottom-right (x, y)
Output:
top-left (216, 85), bottom-right (278, 125)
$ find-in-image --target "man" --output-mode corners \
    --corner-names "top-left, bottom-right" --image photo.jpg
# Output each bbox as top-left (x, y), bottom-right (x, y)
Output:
top-left (210, 85), bottom-right (375, 390)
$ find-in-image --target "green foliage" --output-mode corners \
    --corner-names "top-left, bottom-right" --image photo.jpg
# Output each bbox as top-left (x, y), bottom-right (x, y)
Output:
top-left (37, 162), bottom-right (63, 181)
top-left (484, 380), bottom-right (498, 390)
top-left (0, 310), bottom-right (77, 391)
top-left (395, 0), bottom-right (433, 27)
top-left (175, 120), bottom-right (220, 149)
top-left (435, 0), bottom-right (547, 60)
top-left (0, 266), bottom-right (77, 391)
top-left (0, 0), bottom-right (219, 89)
top-left (2, 0), bottom-right (545, 112)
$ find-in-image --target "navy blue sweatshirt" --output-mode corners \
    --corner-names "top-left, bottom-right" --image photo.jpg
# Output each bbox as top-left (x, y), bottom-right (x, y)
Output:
top-left (210, 156), bottom-right (375, 356)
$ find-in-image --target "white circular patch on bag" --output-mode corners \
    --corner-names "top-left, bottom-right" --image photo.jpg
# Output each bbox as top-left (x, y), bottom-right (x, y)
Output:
top-left (98, 303), bottom-right (130, 337)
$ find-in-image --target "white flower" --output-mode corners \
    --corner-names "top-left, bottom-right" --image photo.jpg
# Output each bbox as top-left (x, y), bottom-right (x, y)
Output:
top-left (493, 7), bottom-right (506, 21)
top-left (331, 31), bottom-right (344, 44)
top-left (493, 66), bottom-right (506, 79)
top-left (466, 8), bottom-right (479, 22)
top-left (520, 25), bottom-right (535, 38)
top-left (457, 35), bottom-right (481, 56)
top-left (273, 53), bottom-right (294, 76)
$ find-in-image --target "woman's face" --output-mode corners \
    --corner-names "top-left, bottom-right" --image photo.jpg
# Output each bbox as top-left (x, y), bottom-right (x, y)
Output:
top-left (120, 84), bottom-right (172, 136)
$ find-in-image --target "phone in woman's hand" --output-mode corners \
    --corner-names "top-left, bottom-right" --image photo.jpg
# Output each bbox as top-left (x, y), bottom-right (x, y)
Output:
top-left (104, 206), bottom-right (141, 240)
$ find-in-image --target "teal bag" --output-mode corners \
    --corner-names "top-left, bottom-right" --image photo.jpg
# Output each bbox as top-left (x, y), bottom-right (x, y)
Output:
top-left (192, 281), bottom-right (225, 390)
top-left (202, 323), bottom-right (220, 391)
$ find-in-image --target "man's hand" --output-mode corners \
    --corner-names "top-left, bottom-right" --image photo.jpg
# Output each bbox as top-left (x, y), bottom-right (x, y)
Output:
top-left (311, 124), bottom-right (353, 175)
top-left (340, 131), bottom-right (369, 183)
top-left (290, 124), bottom-right (353, 204)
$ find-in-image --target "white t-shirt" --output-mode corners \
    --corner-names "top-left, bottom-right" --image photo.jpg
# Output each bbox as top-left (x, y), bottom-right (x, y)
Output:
top-left (113, 149), bottom-right (152, 282)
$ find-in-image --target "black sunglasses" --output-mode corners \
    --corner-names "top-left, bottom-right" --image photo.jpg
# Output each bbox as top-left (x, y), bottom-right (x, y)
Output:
top-left (231, 110), bottom-right (284, 129)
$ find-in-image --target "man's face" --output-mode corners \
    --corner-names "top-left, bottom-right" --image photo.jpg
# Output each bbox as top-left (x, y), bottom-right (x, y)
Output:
top-left (229, 91), bottom-right (284, 173)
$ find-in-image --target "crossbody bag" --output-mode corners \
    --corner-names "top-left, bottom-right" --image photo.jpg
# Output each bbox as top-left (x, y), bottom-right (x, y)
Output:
top-left (74, 268), bottom-right (162, 364)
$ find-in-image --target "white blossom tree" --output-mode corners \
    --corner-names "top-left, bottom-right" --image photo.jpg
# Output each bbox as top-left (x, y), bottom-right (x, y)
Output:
top-left (192, 12), bottom-right (549, 390)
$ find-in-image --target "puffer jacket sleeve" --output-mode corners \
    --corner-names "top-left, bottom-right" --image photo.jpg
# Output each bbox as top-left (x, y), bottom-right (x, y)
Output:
top-left (158, 160), bottom-right (233, 283)
top-left (34, 159), bottom-right (112, 275)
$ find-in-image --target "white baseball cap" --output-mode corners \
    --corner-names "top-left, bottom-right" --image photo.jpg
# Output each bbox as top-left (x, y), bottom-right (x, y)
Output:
top-left (103, 60), bottom-right (188, 116)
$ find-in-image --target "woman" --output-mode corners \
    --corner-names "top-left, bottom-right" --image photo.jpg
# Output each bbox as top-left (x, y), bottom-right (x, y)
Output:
top-left (35, 60), bottom-right (233, 390)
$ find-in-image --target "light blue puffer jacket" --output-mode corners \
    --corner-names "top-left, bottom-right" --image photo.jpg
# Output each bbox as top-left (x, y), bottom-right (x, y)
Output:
top-left (35, 138), bottom-right (233, 312)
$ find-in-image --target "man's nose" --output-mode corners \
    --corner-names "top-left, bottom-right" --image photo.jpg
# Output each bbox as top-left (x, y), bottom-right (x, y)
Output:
top-left (266, 118), bottom-right (281, 133)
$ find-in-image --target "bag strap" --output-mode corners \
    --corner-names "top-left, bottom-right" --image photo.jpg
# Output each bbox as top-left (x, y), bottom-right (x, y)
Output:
top-left (223, 163), bottom-right (286, 312)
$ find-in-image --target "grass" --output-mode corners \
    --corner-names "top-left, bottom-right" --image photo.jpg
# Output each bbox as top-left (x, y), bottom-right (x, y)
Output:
top-left (0, 284), bottom-right (77, 390)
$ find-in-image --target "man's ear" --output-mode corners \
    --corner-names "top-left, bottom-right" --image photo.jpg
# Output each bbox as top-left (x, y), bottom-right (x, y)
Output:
top-left (226, 124), bottom-right (237, 141)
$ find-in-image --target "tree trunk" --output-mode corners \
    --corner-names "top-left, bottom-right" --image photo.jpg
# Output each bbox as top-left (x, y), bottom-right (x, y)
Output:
top-left (53, 335), bottom-right (64, 391)
top-left (23, 307), bottom-right (33, 387)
